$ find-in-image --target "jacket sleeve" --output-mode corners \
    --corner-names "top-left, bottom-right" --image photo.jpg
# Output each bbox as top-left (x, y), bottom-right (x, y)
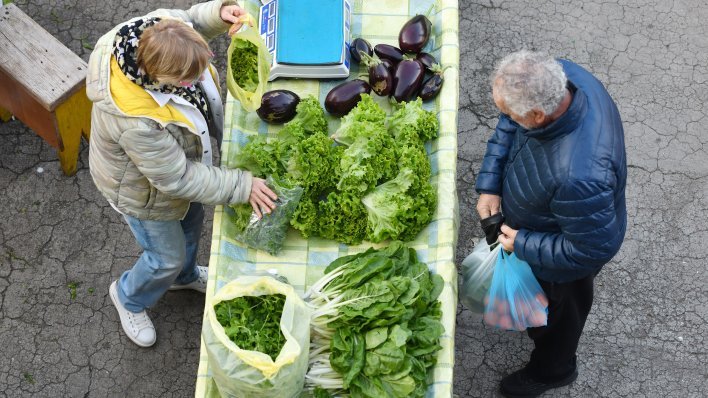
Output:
top-left (474, 114), bottom-right (519, 195)
top-left (118, 127), bottom-right (252, 205)
top-left (146, 0), bottom-right (238, 41)
top-left (513, 180), bottom-right (624, 279)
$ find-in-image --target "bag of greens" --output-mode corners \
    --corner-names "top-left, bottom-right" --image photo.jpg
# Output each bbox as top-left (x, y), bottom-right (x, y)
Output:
top-left (224, 177), bottom-right (303, 255)
top-left (226, 26), bottom-right (271, 112)
top-left (202, 276), bottom-right (311, 398)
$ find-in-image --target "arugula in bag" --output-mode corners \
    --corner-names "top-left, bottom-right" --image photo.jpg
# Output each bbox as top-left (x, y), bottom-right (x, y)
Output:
top-left (225, 177), bottom-right (304, 255)
top-left (214, 294), bottom-right (286, 361)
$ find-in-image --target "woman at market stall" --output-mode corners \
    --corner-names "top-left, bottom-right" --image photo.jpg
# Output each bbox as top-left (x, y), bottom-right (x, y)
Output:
top-left (85, 0), bottom-right (276, 348)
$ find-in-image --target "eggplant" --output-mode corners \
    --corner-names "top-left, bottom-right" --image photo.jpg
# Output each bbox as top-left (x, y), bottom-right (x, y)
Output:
top-left (359, 52), bottom-right (393, 96)
top-left (392, 58), bottom-right (425, 102)
top-left (419, 74), bottom-right (443, 101)
top-left (349, 38), bottom-right (373, 64)
top-left (374, 44), bottom-right (404, 64)
top-left (256, 89), bottom-right (300, 124)
top-left (381, 58), bottom-right (395, 73)
top-left (416, 52), bottom-right (438, 73)
top-left (418, 63), bottom-right (446, 101)
top-left (399, 13), bottom-right (433, 53)
top-left (325, 79), bottom-right (371, 116)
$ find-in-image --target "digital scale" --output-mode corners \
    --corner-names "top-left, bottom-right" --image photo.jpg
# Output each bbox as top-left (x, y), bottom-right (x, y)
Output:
top-left (259, 0), bottom-right (352, 81)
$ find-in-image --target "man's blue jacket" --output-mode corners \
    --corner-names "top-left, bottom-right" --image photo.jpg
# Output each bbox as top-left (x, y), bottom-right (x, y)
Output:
top-left (475, 60), bottom-right (627, 283)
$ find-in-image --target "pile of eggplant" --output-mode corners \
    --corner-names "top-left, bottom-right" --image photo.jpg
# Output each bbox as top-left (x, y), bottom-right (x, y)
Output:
top-left (255, 9), bottom-right (445, 123)
top-left (325, 9), bottom-right (445, 116)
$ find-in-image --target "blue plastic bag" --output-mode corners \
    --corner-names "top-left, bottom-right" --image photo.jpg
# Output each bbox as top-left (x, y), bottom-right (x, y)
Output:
top-left (483, 250), bottom-right (548, 331)
top-left (460, 239), bottom-right (501, 313)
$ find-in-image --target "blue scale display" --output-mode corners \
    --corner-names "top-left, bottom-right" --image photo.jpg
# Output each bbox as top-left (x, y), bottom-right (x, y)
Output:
top-left (259, 0), bottom-right (351, 80)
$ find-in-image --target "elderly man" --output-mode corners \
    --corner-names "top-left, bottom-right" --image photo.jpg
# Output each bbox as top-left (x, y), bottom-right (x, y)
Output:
top-left (475, 50), bottom-right (627, 397)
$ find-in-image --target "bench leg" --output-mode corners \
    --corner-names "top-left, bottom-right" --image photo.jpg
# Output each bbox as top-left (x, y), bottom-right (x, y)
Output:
top-left (54, 88), bottom-right (92, 176)
top-left (0, 106), bottom-right (11, 122)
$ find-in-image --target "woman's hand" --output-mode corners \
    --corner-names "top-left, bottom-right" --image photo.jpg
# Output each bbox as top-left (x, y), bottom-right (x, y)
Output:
top-left (249, 178), bottom-right (278, 218)
top-left (498, 224), bottom-right (518, 252)
top-left (220, 5), bottom-right (254, 36)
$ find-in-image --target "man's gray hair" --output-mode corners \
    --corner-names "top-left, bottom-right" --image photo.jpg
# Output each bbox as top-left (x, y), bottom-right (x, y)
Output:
top-left (492, 50), bottom-right (567, 117)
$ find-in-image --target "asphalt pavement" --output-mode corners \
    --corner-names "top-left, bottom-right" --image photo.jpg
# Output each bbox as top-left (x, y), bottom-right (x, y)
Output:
top-left (1, 0), bottom-right (706, 397)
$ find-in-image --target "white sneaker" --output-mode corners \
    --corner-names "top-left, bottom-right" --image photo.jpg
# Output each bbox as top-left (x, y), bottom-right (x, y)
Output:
top-left (168, 265), bottom-right (208, 293)
top-left (109, 281), bottom-right (156, 347)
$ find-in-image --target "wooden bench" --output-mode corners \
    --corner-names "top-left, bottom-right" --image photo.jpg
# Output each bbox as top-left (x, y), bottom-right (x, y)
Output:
top-left (0, 3), bottom-right (91, 176)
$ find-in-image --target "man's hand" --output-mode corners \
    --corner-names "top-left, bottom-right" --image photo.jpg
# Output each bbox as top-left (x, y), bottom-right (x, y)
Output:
top-left (476, 193), bottom-right (501, 219)
top-left (498, 224), bottom-right (518, 252)
top-left (220, 5), bottom-right (254, 35)
top-left (249, 178), bottom-right (278, 218)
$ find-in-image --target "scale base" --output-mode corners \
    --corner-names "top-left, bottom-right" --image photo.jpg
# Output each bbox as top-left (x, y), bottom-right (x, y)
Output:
top-left (268, 63), bottom-right (350, 81)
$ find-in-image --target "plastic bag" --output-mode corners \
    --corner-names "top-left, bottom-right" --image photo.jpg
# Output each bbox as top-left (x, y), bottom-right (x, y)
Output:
top-left (483, 250), bottom-right (549, 331)
top-left (459, 238), bottom-right (501, 313)
top-left (202, 276), bottom-right (311, 398)
top-left (226, 26), bottom-right (271, 112)
top-left (224, 177), bottom-right (303, 255)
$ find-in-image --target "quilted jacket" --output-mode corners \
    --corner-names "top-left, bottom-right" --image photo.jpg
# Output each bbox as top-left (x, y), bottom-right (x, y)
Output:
top-left (475, 60), bottom-right (627, 283)
top-left (86, 0), bottom-right (252, 221)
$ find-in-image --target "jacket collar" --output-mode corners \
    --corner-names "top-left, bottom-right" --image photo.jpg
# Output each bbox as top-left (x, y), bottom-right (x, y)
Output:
top-left (524, 81), bottom-right (587, 140)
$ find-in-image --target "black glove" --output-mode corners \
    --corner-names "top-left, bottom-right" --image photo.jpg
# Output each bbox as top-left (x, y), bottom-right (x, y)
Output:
top-left (480, 213), bottom-right (504, 245)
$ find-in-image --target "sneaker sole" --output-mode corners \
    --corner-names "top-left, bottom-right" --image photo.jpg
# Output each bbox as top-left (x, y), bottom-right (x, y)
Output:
top-left (109, 282), bottom-right (156, 348)
top-left (167, 284), bottom-right (206, 293)
top-left (500, 370), bottom-right (578, 398)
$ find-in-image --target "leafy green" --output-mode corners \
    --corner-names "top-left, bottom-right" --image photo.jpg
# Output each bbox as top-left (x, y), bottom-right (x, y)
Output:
top-left (230, 89), bottom-right (439, 246)
top-left (230, 39), bottom-right (259, 92)
top-left (362, 169), bottom-right (436, 243)
top-left (230, 135), bottom-right (285, 178)
top-left (214, 294), bottom-right (286, 361)
top-left (307, 243), bottom-right (445, 397)
top-left (330, 328), bottom-right (366, 388)
top-left (290, 96), bottom-right (329, 135)
top-left (337, 130), bottom-right (397, 194)
top-left (331, 94), bottom-right (387, 146)
top-left (313, 387), bottom-right (334, 398)
top-left (227, 202), bottom-right (254, 233)
top-left (388, 98), bottom-right (439, 142)
top-left (287, 133), bottom-right (341, 194)
top-left (316, 191), bottom-right (369, 245)
top-left (225, 178), bottom-right (304, 255)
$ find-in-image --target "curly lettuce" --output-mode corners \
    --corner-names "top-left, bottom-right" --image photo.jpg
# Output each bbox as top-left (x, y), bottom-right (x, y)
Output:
top-left (331, 94), bottom-right (387, 146)
top-left (387, 98), bottom-right (439, 142)
top-left (362, 168), bottom-right (436, 243)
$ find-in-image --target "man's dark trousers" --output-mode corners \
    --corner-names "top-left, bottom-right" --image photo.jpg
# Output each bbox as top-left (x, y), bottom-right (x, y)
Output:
top-left (525, 274), bottom-right (596, 382)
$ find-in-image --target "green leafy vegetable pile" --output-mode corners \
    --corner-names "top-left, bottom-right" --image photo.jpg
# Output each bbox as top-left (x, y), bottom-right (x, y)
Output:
top-left (214, 294), bottom-right (287, 361)
top-left (226, 177), bottom-right (304, 255)
top-left (230, 39), bottom-right (259, 92)
top-left (304, 242), bottom-right (445, 397)
top-left (229, 94), bottom-right (438, 245)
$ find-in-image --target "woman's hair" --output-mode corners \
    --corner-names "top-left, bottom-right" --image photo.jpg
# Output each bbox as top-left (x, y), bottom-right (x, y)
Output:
top-left (137, 19), bottom-right (212, 83)
top-left (491, 50), bottom-right (567, 117)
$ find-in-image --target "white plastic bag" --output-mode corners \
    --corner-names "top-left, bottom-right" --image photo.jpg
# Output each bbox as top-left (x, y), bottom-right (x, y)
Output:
top-left (202, 276), bottom-right (311, 398)
top-left (459, 238), bottom-right (501, 313)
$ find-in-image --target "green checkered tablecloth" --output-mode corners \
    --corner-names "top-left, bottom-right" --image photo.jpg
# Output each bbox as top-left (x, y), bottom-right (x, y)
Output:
top-left (196, 0), bottom-right (460, 396)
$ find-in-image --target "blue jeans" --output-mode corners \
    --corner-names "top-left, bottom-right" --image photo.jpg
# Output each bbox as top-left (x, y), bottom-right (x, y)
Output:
top-left (116, 203), bottom-right (204, 312)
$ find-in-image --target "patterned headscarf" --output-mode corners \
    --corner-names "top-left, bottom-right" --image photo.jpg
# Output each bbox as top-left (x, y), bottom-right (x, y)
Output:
top-left (112, 17), bottom-right (210, 121)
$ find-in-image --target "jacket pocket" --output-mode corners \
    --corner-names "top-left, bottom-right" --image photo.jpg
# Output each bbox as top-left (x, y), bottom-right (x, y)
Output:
top-left (145, 186), bottom-right (158, 209)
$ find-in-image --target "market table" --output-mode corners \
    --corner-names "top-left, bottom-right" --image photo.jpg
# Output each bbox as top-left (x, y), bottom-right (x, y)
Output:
top-left (196, 0), bottom-right (460, 396)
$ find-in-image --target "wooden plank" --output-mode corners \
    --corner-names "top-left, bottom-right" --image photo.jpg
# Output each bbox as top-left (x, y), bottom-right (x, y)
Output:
top-left (0, 3), bottom-right (88, 111)
top-left (0, 67), bottom-right (60, 148)
top-left (0, 105), bottom-right (11, 122)
top-left (55, 87), bottom-right (91, 175)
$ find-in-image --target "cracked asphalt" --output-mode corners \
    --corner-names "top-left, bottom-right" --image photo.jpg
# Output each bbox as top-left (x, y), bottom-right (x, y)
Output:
top-left (1, 0), bottom-right (706, 397)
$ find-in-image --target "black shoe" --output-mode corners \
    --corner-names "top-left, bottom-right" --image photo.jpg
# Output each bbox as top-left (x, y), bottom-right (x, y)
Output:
top-left (499, 368), bottom-right (578, 397)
